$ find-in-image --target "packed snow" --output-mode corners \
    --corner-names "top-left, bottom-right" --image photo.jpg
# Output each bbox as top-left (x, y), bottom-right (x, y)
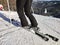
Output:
top-left (0, 11), bottom-right (60, 45)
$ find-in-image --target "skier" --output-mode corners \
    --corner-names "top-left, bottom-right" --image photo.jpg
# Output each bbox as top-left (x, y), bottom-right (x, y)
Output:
top-left (16, 0), bottom-right (39, 32)
top-left (0, 4), bottom-right (4, 11)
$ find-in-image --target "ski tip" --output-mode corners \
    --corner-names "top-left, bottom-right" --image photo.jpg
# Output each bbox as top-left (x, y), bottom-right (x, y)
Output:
top-left (53, 38), bottom-right (59, 42)
top-left (45, 34), bottom-right (59, 42)
top-left (11, 19), bottom-right (14, 21)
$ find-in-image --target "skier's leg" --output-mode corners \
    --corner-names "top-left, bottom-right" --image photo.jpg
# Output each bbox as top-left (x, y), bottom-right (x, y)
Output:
top-left (16, 0), bottom-right (29, 27)
top-left (24, 0), bottom-right (38, 27)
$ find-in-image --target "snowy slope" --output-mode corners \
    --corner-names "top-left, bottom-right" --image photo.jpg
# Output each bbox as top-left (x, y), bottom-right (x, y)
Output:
top-left (0, 11), bottom-right (60, 45)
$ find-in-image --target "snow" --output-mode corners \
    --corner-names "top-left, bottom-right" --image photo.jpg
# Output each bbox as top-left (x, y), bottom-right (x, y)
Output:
top-left (0, 11), bottom-right (60, 45)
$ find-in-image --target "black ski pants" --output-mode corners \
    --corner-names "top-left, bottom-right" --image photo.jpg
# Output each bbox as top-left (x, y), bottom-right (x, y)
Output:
top-left (16, 0), bottom-right (38, 27)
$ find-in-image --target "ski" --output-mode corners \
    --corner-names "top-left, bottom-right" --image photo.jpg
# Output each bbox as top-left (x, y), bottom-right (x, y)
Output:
top-left (11, 19), bottom-right (20, 26)
top-left (23, 28), bottom-right (49, 41)
top-left (45, 34), bottom-right (59, 42)
top-left (35, 32), bottom-right (49, 41)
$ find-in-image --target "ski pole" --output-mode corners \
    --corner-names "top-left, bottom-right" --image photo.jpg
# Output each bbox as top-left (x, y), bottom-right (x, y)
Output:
top-left (7, 0), bottom-right (12, 23)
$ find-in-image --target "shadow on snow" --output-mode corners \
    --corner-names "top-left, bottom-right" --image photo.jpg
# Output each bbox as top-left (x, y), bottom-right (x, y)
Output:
top-left (0, 12), bottom-right (21, 27)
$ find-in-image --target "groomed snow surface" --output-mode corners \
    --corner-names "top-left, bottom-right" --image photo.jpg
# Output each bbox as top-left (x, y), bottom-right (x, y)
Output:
top-left (0, 11), bottom-right (60, 45)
